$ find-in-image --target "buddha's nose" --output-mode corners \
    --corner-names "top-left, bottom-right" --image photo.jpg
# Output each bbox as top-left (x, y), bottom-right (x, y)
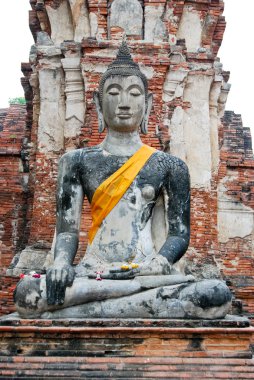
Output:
top-left (118, 92), bottom-right (130, 109)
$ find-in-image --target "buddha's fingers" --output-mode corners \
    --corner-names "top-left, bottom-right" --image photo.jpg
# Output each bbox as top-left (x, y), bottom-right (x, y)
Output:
top-left (46, 264), bottom-right (75, 305)
top-left (46, 269), bottom-right (57, 305)
top-left (55, 268), bottom-right (68, 305)
top-left (67, 266), bottom-right (75, 286)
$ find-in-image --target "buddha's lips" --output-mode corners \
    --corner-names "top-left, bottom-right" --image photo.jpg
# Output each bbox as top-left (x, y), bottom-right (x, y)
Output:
top-left (117, 113), bottom-right (132, 119)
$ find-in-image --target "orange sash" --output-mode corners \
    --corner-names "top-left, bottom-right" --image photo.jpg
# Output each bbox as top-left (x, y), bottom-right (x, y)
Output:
top-left (88, 145), bottom-right (156, 244)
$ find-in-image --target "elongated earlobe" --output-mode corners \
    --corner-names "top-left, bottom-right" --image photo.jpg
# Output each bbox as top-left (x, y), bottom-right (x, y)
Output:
top-left (141, 93), bottom-right (153, 134)
top-left (93, 91), bottom-right (106, 133)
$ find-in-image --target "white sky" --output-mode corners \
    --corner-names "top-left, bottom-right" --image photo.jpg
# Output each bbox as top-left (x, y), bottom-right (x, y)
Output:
top-left (0, 0), bottom-right (253, 137)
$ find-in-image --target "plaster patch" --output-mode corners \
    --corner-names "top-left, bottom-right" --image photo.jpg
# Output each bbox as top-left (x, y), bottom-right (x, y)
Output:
top-left (89, 13), bottom-right (98, 37)
top-left (177, 7), bottom-right (202, 52)
top-left (218, 175), bottom-right (239, 202)
top-left (68, 0), bottom-right (91, 41)
top-left (168, 106), bottom-right (186, 162)
top-left (46, 1), bottom-right (74, 45)
top-left (218, 200), bottom-right (254, 243)
top-left (139, 65), bottom-right (154, 80)
top-left (89, 49), bottom-right (117, 58)
top-left (163, 69), bottom-right (188, 102)
top-left (81, 63), bottom-right (108, 74)
top-left (209, 81), bottom-right (222, 173)
top-left (144, 5), bottom-right (166, 42)
top-left (38, 64), bottom-right (65, 153)
top-left (218, 83), bottom-right (231, 118)
top-left (182, 74), bottom-right (213, 188)
top-left (110, 0), bottom-right (143, 36)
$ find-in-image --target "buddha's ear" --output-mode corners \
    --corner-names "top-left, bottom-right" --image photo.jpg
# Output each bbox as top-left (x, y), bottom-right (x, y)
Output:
top-left (93, 91), bottom-right (106, 133)
top-left (141, 93), bottom-right (153, 135)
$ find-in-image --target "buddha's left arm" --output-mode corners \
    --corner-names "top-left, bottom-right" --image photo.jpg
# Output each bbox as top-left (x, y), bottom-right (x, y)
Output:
top-left (158, 157), bottom-right (190, 265)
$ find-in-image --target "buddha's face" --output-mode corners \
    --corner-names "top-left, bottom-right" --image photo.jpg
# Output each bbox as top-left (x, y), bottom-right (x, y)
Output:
top-left (102, 75), bottom-right (146, 132)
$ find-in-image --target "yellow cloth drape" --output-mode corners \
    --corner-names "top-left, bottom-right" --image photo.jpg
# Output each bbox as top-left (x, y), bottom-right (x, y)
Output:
top-left (88, 144), bottom-right (156, 244)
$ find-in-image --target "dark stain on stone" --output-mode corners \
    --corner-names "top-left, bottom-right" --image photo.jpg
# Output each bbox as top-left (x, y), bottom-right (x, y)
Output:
top-left (190, 283), bottom-right (232, 309)
top-left (130, 195), bottom-right (136, 204)
top-left (187, 335), bottom-right (204, 351)
top-left (141, 300), bottom-right (155, 315)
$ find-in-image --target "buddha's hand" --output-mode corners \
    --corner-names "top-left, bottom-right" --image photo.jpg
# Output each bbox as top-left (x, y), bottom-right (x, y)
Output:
top-left (46, 263), bottom-right (75, 305)
top-left (139, 254), bottom-right (172, 276)
top-left (89, 268), bottom-right (140, 280)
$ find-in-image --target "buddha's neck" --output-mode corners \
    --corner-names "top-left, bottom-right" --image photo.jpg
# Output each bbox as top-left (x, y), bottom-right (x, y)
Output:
top-left (101, 129), bottom-right (143, 156)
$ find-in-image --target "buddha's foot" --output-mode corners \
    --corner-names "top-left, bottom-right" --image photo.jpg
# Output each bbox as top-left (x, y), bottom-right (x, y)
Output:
top-left (41, 279), bottom-right (232, 319)
top-left (13, 276), bottom-right (47, 318)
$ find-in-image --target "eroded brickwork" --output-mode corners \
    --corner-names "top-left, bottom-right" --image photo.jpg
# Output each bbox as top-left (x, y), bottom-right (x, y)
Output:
top-left (0, 105), bottom-right (29, 270)
top-left (218, 111), bottom-right (254, 318)
top-left (0, 320), bottom-right (253, 378)
top-left (0, 0), bottom-right (253, 321)
top-left (0, 105), bottom-right (29, 315)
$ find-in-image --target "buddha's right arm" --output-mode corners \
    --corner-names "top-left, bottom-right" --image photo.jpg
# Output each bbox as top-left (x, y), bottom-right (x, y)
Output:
top-left (46, 152), bottom-right (84, 305)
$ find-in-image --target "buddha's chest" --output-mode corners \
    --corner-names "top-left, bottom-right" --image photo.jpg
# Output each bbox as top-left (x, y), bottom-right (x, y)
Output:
top-left (80, 154), bottom-right (166, 203)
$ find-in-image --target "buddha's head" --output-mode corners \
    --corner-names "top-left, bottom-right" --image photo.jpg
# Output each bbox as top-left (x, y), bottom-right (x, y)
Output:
top-left (94, 41), bottom-right (152, 134)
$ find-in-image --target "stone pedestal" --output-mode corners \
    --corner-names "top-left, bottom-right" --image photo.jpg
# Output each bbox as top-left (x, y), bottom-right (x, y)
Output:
top-left (0, 317), bottom-right (253, 379)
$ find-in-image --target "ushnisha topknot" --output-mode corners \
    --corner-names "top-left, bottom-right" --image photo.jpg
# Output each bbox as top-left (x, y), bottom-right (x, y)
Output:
top-left (98, 40), bottom-right (148, 105)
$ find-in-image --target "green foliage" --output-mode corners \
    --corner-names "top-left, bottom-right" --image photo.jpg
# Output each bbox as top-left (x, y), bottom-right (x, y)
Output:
top-left (8, 97), bottom-right (26, 105)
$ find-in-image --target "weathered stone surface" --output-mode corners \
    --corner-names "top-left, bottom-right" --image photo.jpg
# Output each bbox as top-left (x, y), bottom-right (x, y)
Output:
top-left (14, 271), bottom-right (231, 320)
top-left (39, 280), bottom-right (231, 320)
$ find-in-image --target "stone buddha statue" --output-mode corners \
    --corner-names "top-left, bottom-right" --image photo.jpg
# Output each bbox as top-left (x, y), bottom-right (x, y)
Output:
top-left (14, 41), bottom-right (232, 319)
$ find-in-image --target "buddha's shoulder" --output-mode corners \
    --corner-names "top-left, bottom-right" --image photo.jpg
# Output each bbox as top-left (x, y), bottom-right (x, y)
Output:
top-left (152, 149), bottom-right (189, 174)
top-left (59, 146), bottom-right (103, 163)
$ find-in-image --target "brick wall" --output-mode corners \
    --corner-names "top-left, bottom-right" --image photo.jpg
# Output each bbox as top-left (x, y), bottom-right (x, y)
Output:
top-left (218, 111), bottom-right (254, 318)
top-left (0, 105), bottom-right (29, 272)
top-left (0, 320), bottom-right (253, 378)
top-left (0, 105), bottom-right (30, 316)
